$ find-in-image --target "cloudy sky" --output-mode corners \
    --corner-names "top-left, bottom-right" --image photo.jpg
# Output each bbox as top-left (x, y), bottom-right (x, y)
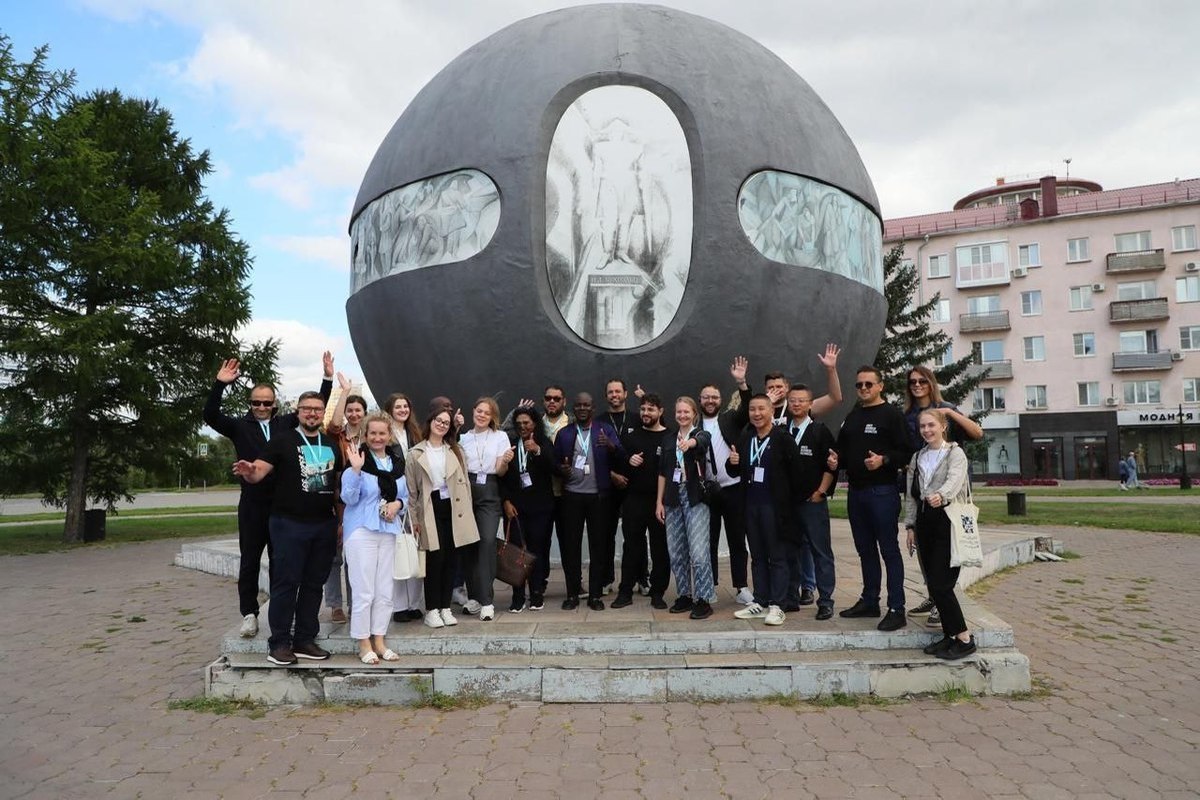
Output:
top-left (5, 0), bottom-right (1199, 400)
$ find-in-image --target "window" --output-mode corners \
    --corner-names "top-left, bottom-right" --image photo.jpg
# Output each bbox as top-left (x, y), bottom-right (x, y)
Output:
top-left (1119, 330), bottom-right (1158, 353)
top-left (1117, 280), bottom-right (1156, 301)
top-left (1020, 290), bottom-right (1043, 316)
top-left (1178, 276), bottom-right (1200, 303)
top-left (955, 242), bottom-right (1009, 285)
top-left (1025, 385), bottom-right (1048, 409)
top-left (928, 254), bottom-right (949, 278)
top-left (972, 387), bottom-right (1006, 412)
top-left (978, 339), bottom-right (1005, 362)
top-left (1023, 336), bottom-right (1046, 361)
top-left (1185, 378), bottom-right (1200, 404)
top-left (967, 294), bottom-right (1001, 314)
top-left (1123, 380), bottom-right (1161, 405)
top-left (1018, 243), bottom-right (1041, 267)
top-left (1181, 325), bottom-right (1200, 351)
top-left (934, 344), bottom-right (953, 368)
top-left (1077, 382), bottom-right (1100, 406)
top-left (1114, 231), bottom-right (1152, 253)
top-left (1069, 285), bottom-right (1094, 311)
top-left (1073, 332), bottom-right (1096, 357)
top-left (931, 298), bottom-right (951, 323)
top-left (1067, 237), bottom-right (1090, 262)
top-left (1172, 225), bottom-right (1197, 252)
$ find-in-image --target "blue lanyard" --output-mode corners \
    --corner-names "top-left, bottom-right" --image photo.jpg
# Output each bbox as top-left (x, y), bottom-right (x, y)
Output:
top-left (575, 426), bottom-right (591, 459)
top-left (750, 435), bottom-right (770, 466)
top-left (259, 421), bottom-right (271, 442)
top-left (517, 440), bottom-right (528, 473)
top-left (789, 417), bottom-right (811, 446)
top-left (297, 430), bottom-right (323, 463)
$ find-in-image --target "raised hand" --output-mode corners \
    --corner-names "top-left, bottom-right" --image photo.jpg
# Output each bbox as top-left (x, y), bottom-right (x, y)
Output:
top-left (347, 446), bottom-right (366, 472)
top-left (216, 358), bottom-right (241, 384)
top-left (730, 355), bottom-right (748, 386)
top-left (525, 438), bottom-right (541, 455)
top-left (633, 384), bottom-right (645, 399)
top-left (818, 343), bottom-right (841, 369)
top-left (453, 407), bottom-right (465, 429)
top-left (728, 445), bottom-right (740, 466)
top-left (598, 428), bottom-right (612, 449)
top-left (501, 446), bottom-right (516, 464)
top-left (322, 351), bottom-right (334, 378)
top-left (518, 398), bottom-right (536, 410)
top-left (336, 371), bottom-right (351, 392)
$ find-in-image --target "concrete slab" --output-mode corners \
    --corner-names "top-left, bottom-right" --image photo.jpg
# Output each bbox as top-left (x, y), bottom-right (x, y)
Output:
top-left (542, 668), bottom-right (667, 702)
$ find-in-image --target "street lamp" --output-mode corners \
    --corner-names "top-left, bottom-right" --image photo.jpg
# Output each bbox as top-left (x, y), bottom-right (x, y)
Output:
top-left (1180, 403), bottom-right (1192, 490)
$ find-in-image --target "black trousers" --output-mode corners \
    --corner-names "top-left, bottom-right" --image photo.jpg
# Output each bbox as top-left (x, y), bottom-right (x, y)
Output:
top-left (237, 494), bottom-right (273, 617)
top-left (619, 491), bottom-right (669, 596)
top-left (558, 491), bottom-right (608, 599)
top-left (423, 495), bottom-right (459, 611)
top-left (506, 503), bottom-right (555, 604)
top-left (267, 515), bottom-right (336, 650)
top-left (600, 486), bottom-right (627, 586)
top-left (915, 504), bottom-right (967, 637)
top-left (708, 482), bottom-right (748, 588)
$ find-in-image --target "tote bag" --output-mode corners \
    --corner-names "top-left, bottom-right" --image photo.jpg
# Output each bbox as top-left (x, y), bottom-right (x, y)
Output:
top-left (393, 512), bottom-right (425, 580)
top-left (946, 480), bottom-right (983, 569)
top-left (495, 517), bottom-right (537, 588)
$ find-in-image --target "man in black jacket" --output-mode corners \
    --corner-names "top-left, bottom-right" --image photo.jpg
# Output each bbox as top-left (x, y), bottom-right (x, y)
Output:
top-left (784, 385), bottom-right (839, 620)
top-left (612, 393), bottom-right (670, 610)
top-left (835, 365), bottom-right (914, 631)
top-left (203, 353), bottom-right (333, 637)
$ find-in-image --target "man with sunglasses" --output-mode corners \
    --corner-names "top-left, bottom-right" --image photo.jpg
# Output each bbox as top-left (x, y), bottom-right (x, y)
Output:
top-left (204, 353), bottom-right (333, 638)
top-left (835, 365), bottom-right (914, 631)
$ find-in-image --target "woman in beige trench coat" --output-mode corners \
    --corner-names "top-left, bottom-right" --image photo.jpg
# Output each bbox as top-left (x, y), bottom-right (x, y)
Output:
top-left (406, 407), bottom-right (480, 628)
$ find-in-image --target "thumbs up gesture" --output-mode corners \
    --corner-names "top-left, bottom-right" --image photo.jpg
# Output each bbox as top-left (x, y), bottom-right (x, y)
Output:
top-left (729, 445), bottom-right (740, 466)
top-left (864, 450), bottom-right (884, 471)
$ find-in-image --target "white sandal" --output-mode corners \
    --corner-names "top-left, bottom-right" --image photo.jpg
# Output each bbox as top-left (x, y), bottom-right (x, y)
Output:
top-left (359, 650), bottom-right (380, 665)
top-left (379, 648), bottom-right (400, 661)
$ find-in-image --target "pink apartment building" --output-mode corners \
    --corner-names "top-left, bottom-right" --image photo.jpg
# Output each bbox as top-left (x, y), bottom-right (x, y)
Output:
top-left (885, 175), bottom-right (1200, 480)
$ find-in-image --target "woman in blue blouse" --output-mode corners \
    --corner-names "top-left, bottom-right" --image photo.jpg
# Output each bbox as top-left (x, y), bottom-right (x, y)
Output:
top-left (341, 413), bottom-right (409, 664)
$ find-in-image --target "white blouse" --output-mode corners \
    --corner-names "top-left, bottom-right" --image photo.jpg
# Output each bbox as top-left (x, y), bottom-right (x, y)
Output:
top-left (459, 428), bottom-right (509, 475)
top-left (425, 444), bottom-right (448, 490)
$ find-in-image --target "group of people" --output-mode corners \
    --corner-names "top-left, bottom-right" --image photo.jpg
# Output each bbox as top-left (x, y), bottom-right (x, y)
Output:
top-left (207, 345), bottom-right (984, 666)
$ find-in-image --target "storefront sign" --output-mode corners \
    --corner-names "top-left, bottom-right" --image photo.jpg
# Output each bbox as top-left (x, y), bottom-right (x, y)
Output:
top-left (1117, 409), bottom-right (1198, 426)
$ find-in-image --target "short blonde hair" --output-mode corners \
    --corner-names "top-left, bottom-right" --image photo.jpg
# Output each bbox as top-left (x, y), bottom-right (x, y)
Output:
top-left (473, 396), bottom-right (501, 431)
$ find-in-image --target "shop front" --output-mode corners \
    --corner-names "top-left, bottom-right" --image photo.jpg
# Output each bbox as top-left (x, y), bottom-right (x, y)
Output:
top-left (1116, 408), bottom-right (1199, 478)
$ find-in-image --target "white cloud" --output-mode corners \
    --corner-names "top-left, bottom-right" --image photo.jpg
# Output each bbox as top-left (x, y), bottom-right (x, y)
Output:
top-left (262, 234), bottom-right (349, 273)
top-left (238, 318), bottom-right (373, 407)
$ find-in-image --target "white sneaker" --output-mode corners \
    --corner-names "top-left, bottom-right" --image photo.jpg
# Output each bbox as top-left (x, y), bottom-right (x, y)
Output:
top-left (601, 583), bottom-right (614, 596)
top-left (424, 610), bottom-right (445, 629)
top-left (636, 582), bottom-right (651, 596)
top-left (452, 586), bottom-right (469, 606)
top-left (734, 602), bottom-right (767, 619)
top-left (764, 605), bottom-right (786, 626)
top-left (463, 599), bottom-right (481, 615)
top-left (735, 587), bottom-right (755, 605)
top-left (479, 604), bottom-right (495, 621)
top-left (239, 613), bottom-right (258, 638)
top-left (440, 608), bottom-right (458, 626)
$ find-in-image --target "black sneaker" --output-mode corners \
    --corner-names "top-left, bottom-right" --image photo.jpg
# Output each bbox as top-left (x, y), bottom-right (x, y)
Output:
top-left (530, 593), bottom-right (545, 610)
top-left (562, 595), bottom-right (580, 611)
top-left (649, 594), bottom-right (668, 610)
top-left (877, 609), bottom-right (907, 632)
top-left (292, 641), bottom-right (331, 660)
top-left (669, 596), bottom-right (694, 614)
top-left (799, 588), bottom-right (815, 606)
top-left (839, 599), bottom-right (881, 618)
top-left (611, 592), bottom-right (633, 609)
top-left (923, 637), bottom-right (951, 656)
top-left (267, 645), bottom-right (297, 665)
top-left (937, 636), bottom-right (977, 660)
top-left (783, 602), bottom-right (801, 613)
top-left (909, 598), bottom-right (936, 616)
top-left (815, 606), bottom-right (834, 621)
top-left (586, 597), bottom-right (605, 611)
top-left (508, 599), bottom-right (525, 614)
top-left (689, 600), bottom-right (713, 620)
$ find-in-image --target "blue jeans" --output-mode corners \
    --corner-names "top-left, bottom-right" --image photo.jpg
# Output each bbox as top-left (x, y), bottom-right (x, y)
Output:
top-left (745, 501), bottom-right (789, 608)
top-left (665, 491), bottom-right (713, 602)
top-left (268, 515), bottom-right (337, 650)
top-left (846, 485), bottom-right (905, 611)
top-left (794, 500), bottom-right (836, 609)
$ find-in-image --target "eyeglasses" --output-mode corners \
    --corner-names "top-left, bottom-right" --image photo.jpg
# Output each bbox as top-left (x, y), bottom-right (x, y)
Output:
top-left (431, 417), bottom-right (451, 426)
top-left (544, 395), bottom-right (563, 402)
top-left (249, 400), bottom-right (274, 408)
top-left (908, 378), bottom-right (930, 387)
top-left (854, 381), bottom-right (877, 389)
top-left (297, 406), bottom-right (324, 413)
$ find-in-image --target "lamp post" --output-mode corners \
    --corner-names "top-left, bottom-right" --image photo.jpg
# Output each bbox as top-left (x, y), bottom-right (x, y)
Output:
top-left (1180, 403), bottom-right (1192, 490)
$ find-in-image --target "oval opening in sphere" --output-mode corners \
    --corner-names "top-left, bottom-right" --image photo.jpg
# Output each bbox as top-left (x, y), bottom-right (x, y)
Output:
top-left (349, 168), bottom-right (500, 294)
top-left (738, 170), bottom-right (884, 294)
top-left (546, 85), bottom-right (693, 350)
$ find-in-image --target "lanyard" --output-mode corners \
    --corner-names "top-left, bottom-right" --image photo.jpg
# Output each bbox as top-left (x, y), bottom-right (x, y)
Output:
top-left (259, 421), bottom-right (271, 442)
top-left (789, 417), bottom-right (811, 446)
top-left (750, 434), bottom-right (770, 466)
top-left (575, 425), bottom-right (591, 459)
top-left (472, 431), bottom-right (489, 474)
top-left (517, 440), bottom-right (528, 473)
top-left (297, 430), bottom-right (323, 463)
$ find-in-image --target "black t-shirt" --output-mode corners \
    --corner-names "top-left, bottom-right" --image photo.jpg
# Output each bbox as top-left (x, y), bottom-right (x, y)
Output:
top-left (621, 426), bottom-right (667, 495)
top-left (836, 402), bottom-right (913, 488)
top-left (261, 429), bottom-right (344, 521)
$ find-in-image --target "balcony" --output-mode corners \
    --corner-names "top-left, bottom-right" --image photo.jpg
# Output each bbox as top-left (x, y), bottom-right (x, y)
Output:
top-left (964, 359), bottom-right (1013, 380)
top-left (1111, 350), bottom-right (1176, 371)
top-left (959, 310), bottom-right (1011, 333)
top-left (1106, 248), bottom-right (1166, 274)
top-left (1109, 297), bottom-right (1169, 322)
top-left (956, 261), bottom-right (1010, 288)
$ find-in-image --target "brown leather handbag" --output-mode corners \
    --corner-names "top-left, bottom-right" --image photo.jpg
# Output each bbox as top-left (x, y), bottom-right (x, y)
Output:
top-left (496, 517), bottom-right (537, 587)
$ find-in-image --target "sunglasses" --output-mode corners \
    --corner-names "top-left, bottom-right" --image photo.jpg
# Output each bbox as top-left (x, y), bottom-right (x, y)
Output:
top-left (249, 400), bottom-right (274, 408)
top-left (544, 395), bottom-right (563, 402)
top-left (854, 381), bottom-right (877, 389)
top-left (908, 378), bottom-right (930, 386)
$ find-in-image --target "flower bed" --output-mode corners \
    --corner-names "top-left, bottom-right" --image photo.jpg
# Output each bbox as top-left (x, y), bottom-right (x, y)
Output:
top-left (984, 478), bottom-right (1060, 487)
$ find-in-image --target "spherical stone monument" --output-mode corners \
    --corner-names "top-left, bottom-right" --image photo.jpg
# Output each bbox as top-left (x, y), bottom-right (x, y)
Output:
top-left (347, 3), bottom-right (884, 418)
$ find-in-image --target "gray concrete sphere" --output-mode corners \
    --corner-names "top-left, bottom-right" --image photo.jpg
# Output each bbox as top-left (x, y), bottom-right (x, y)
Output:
top-left (347, 3), bottom-right (884, 423)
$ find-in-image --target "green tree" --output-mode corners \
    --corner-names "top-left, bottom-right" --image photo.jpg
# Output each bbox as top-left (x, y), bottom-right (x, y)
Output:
top-left (874, 242), bottom-right (986, 409)
top-left (0, 37), bottom-right (275, 541)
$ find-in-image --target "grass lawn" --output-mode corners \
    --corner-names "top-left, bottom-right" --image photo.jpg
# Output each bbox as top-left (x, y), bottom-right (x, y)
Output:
top-left (973, 486), bottom-right (1193, 497)
top-left (0, 506), bottom-right (236, 523)
top-left (0, 515), bottom-right (237, 556)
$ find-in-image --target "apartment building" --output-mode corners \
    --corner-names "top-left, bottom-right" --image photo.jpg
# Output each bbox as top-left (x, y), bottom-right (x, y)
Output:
top-left (885, 176), bottom-right (1200, 480)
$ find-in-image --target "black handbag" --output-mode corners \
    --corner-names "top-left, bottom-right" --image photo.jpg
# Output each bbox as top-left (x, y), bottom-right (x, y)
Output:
top-left (696, 452), bottom-right (721, 505)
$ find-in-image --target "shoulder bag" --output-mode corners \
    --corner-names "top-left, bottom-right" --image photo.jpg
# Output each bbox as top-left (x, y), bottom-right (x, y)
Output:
top-left (393, 510), bottom-right (425, 580)
top-left (946, 475), bottom-right (983, 569)
top-left (495, 516), bottom-right (537, 587)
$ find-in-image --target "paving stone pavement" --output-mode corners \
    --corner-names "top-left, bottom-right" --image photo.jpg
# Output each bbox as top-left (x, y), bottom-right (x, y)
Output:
top-left (1, 527), bottom-right (1197, 800)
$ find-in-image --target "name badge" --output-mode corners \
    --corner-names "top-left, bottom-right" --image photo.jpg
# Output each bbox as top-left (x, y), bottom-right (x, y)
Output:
top-left (437, 485), bottom-right (450, 500)
top-left (574, 455), bottom-right (587, 470)
top-left (475, 472), bottom-right (488, 485)
top-left (673, 468), bottom-right (683, 483)
top-left (520, 473), bottom-right (533, 488)
top-left (752, 466), bottom-right (766, 483)
top-left (799, 445), bottom-right (813, 457)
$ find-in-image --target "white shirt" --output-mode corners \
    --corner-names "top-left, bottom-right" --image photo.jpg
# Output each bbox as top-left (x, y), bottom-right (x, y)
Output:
top-left (459, 428), bottom-right (509, 475)
top-left (702, 415), bottom-right (738, 487)
top-left (425, 444), bottom-right (448, 490)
